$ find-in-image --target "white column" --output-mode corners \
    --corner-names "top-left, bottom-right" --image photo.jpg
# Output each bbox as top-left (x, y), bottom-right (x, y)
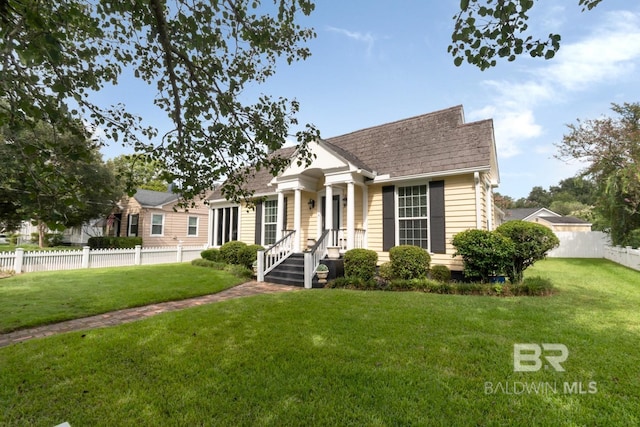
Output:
top-left (294, 188), bottom-right (301, 252)
top-left (325, 184), bottom-right (333, 245)
top-left (362, 185), bottom-right (368, 249)
top-left (276, 190), bottom-right (285, 241)
top-left (347, 181), bottom-right (355, 250)
top-left (212, 208), bottom-right (219, 247)
top-left (474, 171), bottom-right (482, 230)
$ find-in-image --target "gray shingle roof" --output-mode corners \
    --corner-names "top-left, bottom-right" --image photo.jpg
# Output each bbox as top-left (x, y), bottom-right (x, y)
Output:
top-left (209, 105), bottom-right (496, 200)
top-left (134, 189), bottom-right (180, 207)
top-left (539, 216), bottom-right (591, 225)
top-left (504, 208), bottom-right (545, 220)
top-left (324, 105), bottom-right (494, 177)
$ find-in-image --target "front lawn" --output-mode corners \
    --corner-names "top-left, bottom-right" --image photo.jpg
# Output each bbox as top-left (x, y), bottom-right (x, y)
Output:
top-left (0, 264), bottom-right (244, 333)
top-left (1, 259), bottom-right (639, 425)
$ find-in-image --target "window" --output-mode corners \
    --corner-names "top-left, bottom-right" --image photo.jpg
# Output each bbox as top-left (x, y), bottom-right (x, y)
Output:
top-left (213, 206), bottom-right (239, 246)
top-left (398, 184), bottom-right (428, 249)
top-left (151, 214), bottom-right (164, 236)
top-left (127, 214), bottom-right (139, 237)
top-left (263, 200), bottom-right (278, 245)
top-left (187, 216), bottom-right (198, 236)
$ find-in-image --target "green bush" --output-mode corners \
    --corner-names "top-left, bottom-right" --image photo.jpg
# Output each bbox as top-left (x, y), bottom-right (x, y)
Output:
top-left (87, 236), bottom-right (143, 249)
top-left (191, 258), bottom-right (226, 269)
top-left (326, 277), bottom-right (377, 290)
top-left (378, 262), bottom-right (394, 281)
top-left (513, 276), bottom-right (554, 296)
top-left (237, 244), bottom-right (265, 269)
top-left (344, 248), bottom-right (378, 281)
top-left (452, 229), bottom-right (515, 283)
top-left (47, 233), bottom-right (64, 247)
top-left (201, 248), bottom-right (222, 262)
top-left (389, 245), bottom-right (430, 279)
top-left (496, 221), bottom-right (560, 284)
top-left (223, 264), bottom-right (253, 279)
top-left (430, 265), bottom-right (451, 282)
top-left (9, 234), bottom-right (19, 245)
top-left (219, 241), bottom-right (247, 265)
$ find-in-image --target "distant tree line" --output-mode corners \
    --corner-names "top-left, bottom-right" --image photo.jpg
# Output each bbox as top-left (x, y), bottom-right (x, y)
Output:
top-left (496, 103), bottom-right (640, 247)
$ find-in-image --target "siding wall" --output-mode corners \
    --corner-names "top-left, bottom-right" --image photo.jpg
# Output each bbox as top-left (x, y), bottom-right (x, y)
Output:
top-left (119, 197), bottom-right (209, 247)
top-left (239, 203), bottom-right (255, 244)
top-left (368, 174), bottom-right (477, 269)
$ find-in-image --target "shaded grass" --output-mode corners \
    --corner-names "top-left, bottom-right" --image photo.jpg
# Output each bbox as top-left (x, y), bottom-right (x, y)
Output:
top-left (0, 264), bottom-right (244, 333)
top-left (0, 259), bottom-right (639, 425)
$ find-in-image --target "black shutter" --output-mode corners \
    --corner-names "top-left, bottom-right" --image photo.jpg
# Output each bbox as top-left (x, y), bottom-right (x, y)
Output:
top-left (382, 185), bottom-right (395, 251)
top-left (283, 197), bottom-right (288, 231)
top-left (429, 180), bottom-right (446, 254)
top-left (254, 201), bottom-right (263, 245)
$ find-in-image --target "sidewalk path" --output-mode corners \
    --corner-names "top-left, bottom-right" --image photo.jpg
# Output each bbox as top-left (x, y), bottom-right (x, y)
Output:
top-left (0, 282), bottom-right (299, 348)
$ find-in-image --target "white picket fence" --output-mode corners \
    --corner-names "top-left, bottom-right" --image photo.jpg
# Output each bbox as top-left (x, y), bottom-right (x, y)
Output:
top-left (0, 245), bottom-right (207, 274)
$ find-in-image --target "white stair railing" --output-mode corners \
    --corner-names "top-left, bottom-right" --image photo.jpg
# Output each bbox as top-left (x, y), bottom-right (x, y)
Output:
top-left (304, 229), bottom-right (330, 289)
top-left (257, 230), bottom-right (296, 281)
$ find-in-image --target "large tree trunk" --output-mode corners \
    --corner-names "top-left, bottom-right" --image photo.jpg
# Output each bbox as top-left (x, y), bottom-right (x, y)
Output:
top-left (38, 220), bottom-right (47, 248)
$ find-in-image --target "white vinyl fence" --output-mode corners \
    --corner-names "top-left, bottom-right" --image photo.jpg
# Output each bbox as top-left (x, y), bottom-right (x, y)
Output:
top-left (603, 245), bottom-right (640, 271)
top-left (547, 231), bottom-right (611, 258)
top-left (0, 245), bottom-right (207, 274)
top-left (545, 231), bottom-right (640, 272)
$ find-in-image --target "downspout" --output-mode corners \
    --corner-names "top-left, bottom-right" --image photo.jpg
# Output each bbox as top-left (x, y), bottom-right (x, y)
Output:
top-left (474, 172), bottom-right (482, 230)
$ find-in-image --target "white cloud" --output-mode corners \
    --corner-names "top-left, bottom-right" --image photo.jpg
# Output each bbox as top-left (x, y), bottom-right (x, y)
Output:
top-left (546, 11), bottom-right (640, 91)
top-left (471, 9), bottom-right (640, 159)
top-left (326, 26), bottom-right (376, 57)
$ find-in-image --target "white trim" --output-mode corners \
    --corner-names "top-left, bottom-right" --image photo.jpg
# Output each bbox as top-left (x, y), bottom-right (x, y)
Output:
top-left (371, 166), bottom-right (491, 184)
top-left (474, 172), bottom-right (482, 230)
top-left (395, 182), bottom-right (430, 251)
top-left (150, 213), bottom-right (165, 236)
top-left (262, 198), bottom-right (278, 246)
top-left (127, 213), bottom-right (139, 237)
top-left (187, 216), bottom-right (199, 237)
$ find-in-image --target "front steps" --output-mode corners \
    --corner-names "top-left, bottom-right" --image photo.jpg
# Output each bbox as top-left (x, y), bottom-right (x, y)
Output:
top-left (263, 253), bottom-right (344, 288)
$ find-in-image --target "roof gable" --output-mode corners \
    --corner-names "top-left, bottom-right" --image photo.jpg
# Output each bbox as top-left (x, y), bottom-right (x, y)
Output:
top-left (324, 105), bottom-right (496, 179)
top-left (505, 208), bottom-right (561, 221)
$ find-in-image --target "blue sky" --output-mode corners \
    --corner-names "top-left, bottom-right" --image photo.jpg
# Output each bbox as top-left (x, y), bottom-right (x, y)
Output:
top-left (99, 0), bottom-right (640, 199)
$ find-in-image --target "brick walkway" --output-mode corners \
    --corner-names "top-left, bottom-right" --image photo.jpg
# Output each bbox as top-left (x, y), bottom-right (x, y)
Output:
top-left (0, 282), bottom-right (300, 348)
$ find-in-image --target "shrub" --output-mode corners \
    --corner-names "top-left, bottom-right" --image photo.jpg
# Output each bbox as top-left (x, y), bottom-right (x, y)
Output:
top-left (237, 244), bottom-right (265, 268)
top-left (326, 277), bottom-right (377, 290)
top-left (378, 262), bottom-right (394, 281)
top-left (201, 248), bottom-right (221, 262)
top-left (452, 229), bottom-right (515, 283)
top-left (224, 264), bottom-right (253, 279)
top-left (496, 221), bottom-right (560, 284)
top-left (430, 265), bottom-right (451, 282)
top-left (344, 248), bottom-right (378, 281)
top-left (389, 245), bottom-right (430, 279)
top-left (191, 258), bottom-right (226, 269)
top-left (47, 233), bottom-right (64, 247)
top-left (219, 241), bottom-right (247, 265)
top-left (513, 276), bottom-right (554, 296)
top-left (88, 236), bottom-right (142, 249)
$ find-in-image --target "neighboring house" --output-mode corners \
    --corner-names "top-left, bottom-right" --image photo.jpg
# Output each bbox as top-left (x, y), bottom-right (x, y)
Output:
top-left (110, 188), bottom-right (210, 247)
top-left (503, 208), bottom-right (592, 232)
top-left (207, 105), bottom-right (500, 285)
top-left (63, 221), bottom-right (104, 245)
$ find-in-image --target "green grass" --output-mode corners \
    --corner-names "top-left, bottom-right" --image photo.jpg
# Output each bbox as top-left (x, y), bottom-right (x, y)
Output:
top-left (1, 259), bottom-right (640, 425)
top-left (0, 264), bottom-right (245, 333)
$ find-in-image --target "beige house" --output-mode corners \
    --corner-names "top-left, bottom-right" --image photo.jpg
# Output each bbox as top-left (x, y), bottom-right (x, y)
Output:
top-left (111, 189), bottom-right (209, 247)
top-left (207, 105), bottom-right (500, 286)
top-left (504, 208), bottom-right (592, 232)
